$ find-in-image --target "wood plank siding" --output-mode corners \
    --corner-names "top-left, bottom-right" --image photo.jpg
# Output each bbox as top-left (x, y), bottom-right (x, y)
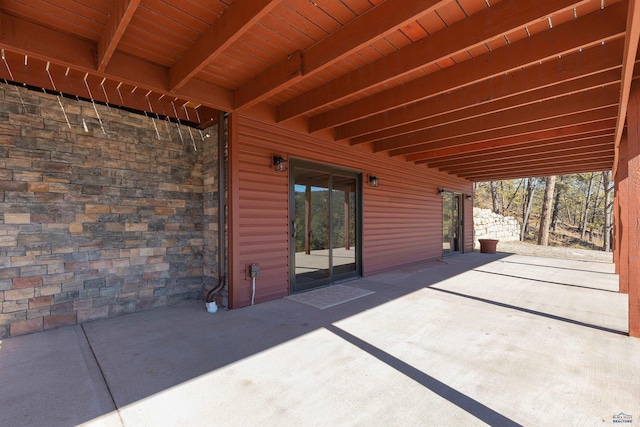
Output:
top-left (228, 115), bottom-right (473, 308)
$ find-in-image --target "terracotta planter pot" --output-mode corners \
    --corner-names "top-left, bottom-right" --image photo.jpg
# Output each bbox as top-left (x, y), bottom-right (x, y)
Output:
top-left (478, 238), bottom-right (499, 254)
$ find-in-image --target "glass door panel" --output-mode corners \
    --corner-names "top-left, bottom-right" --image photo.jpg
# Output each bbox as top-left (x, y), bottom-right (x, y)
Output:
top-left (331, 175), bottom-right (357, 279)
top-left (442, 191), bottom-right (461, 256)
top-left (290, 162), bottom-right (360, 293)
top-left (293, 169), bottom-right (330, 291)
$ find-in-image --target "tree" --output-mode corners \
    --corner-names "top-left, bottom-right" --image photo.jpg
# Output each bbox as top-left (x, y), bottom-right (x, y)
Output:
top-left (538, 175), bottom-right (557, 246)
top-left (489, 181), bottom-right (499, 214)
top-left (602, 171), bottom-right (613, 252)
top-left (551, 176), bottom-right (564, 231)
top-left (580, 172), bottom-right (595, 240)
top-left (521, 178), bottom-right (537, 241)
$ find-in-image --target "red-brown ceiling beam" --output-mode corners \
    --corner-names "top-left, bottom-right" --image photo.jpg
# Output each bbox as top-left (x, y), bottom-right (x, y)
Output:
top-left (458, 160), bottom-right (613, 181)
top-left (613, 0), bottom-right (640, 177)
top-left (309, 1), bottom-right (628, 132)
top-left (462, 165), bottom-right (613, 182)
top-left (376, 86), bottom-right (619, 153)
top-left (168, 0), bottom-right (281, 92)
top-left (0, 52), bottom-right (215, 125)
top-left (0, 12), bottom-right (231, 118)
top-left (403, 107), bottom-right (618, 159)
top-left (410, 120), bottom-right (616, 162)
top-left (339, 40), bottom-right (624, 141)
top-left (237, 0), bottom-right (447, 112)
top-left (278, 0), bottom-right (587, 123)
top-left (442, 143), bottom-right (613, 174)
top-left (97, 0), bottom-right (141, 72)
top-left (426, 134), bottom-right (614, 168)
top-left (416, 125), bottom-right (615, 164)
top-left (234, 51), bottom-right (303, 110)
top-left (353, 68), bottom-right (622, 146)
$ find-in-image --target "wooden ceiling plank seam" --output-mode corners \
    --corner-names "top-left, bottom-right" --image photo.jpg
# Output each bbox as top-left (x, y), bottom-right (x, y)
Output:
top-left (97, 0), bottom-right (141, 72)
top-left (168, 0), bottom-right (281, 92)
top-left (400, 106), bottom-right (619, 158)
top-left (339, 40), bottom-right (625, 141)
top-left (0, 12), bottom-right (233, 114)
top-left (425, 131), bottom-right (615, 165)
top-left (613, 0), bottom-right (640, 177)
top-left (374, 86), bottom-right (620, 152)
top-left (278, 0), bottom-right (589, 123)
top-left (308, 1), bottom-right (628, 132)
top-left (350, 66), bottom-right (623, 146)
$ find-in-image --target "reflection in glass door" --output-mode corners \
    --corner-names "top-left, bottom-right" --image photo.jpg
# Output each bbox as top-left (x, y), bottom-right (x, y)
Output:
top-left (443, 191), bottom-right (462, 256)
top-left (290, 162), bottom-right (359, 293)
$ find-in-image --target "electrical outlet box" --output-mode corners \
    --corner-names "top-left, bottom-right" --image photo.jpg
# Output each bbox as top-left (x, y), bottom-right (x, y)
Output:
top-left (248, 263), bottom-right (260, 278)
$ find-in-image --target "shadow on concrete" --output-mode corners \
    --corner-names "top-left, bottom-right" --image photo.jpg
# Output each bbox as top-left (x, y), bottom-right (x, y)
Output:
top-left (2, 250), bottom-right (633, 426)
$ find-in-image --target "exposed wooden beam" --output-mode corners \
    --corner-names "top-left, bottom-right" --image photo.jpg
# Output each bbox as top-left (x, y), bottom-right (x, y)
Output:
top-left (613, 0), bottom-right (640, 178)
top-left (239, 0), bottom-right (446, 114)
top-left (403, 108), bottom-right (618, 159)
top-left (458, 159), bottom-right (614, 181)
top-left (375, 86), bottom-right (619, 152)
top-left (0, 12), bottom-right (232, 115)
top-left (427, 135), bottom-right (614, 168)
top-left (443, 143), bottom-right (613, 174)
top-left (308, 1), bottom-right (628, 132)
top-left (278, 0), bottom-right (586, 123)
top-left (168, 0), bottom-right (280, 92)
top-left (339, 40), bottom-right (624, 141)
top-left (97, 0), bottom-right (141, 72)
top-left (304, 0), bottom-right (446, 75)
top-left (234, 51), bottom-right (303, 110)
top-left (353, 68), bottom-right (621, 146)
top-left (0, 52), bottom-right (217, 124)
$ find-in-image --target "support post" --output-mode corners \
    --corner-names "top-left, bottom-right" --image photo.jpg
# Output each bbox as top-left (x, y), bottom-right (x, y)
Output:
top-left (617, 134), bottom-right (629, 294)
top-left (626, 82), bottom-right (640, 337)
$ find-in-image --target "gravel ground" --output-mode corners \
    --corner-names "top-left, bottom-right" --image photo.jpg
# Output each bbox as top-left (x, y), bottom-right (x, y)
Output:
top-left (480, 239), bottom-right (613, 263)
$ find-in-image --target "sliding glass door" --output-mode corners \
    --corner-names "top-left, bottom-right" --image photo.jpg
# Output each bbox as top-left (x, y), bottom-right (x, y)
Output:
top-left (290, 161), bottom-right (360, 293)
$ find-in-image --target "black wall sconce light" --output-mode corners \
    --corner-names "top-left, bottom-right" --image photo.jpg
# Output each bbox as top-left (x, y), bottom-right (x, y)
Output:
top-left (368, 175), bottom-right (379, 187)
top-left (438, 188), bottom-right (445, 196)
top-left (273, 155), bottom-right (288, 172)
top-left (466, 194), bottom-right (473, 201)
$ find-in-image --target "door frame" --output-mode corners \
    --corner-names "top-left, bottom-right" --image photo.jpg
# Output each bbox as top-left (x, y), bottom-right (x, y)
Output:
top-left (288, 159), bottom-right (363, 293)
top-left (442, 190), bottom-right (464, 256)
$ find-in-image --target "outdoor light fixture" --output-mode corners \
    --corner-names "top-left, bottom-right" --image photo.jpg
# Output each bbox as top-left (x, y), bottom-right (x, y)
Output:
top-left (466, 194), bottom-right (473, 200)
top-left (438, 188), bottom-right (445, 196)
top-left (273, 155), bottom-right (288, 172)
top-left (368, 175), bottom-right (379, 187)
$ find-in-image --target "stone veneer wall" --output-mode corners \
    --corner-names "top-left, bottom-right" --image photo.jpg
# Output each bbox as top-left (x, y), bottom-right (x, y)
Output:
top-left (0, 84), bottom-right (218, 338)
top-left (473, 207), bottom-right (521, 247)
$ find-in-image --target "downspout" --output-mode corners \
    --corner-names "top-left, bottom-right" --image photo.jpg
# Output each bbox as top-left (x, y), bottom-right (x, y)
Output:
top-left (205, 111), bottom-right (228, 307)
top-left (218, 111), bottom-right (227, 303)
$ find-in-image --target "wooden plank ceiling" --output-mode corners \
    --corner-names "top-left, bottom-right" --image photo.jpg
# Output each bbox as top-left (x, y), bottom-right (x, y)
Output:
top-left (0, 0), bottom-right (638, 181)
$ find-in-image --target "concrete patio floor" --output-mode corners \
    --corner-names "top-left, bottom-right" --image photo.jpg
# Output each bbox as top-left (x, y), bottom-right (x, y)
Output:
top-left (1, 252), bottom-right (639, 426)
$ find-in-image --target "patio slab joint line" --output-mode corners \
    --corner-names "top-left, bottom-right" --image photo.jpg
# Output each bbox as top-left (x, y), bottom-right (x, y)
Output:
top-left (81, 324), bottom-right (125, 426)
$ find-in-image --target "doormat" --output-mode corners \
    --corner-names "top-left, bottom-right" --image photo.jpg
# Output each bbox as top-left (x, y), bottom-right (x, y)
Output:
top-left (285, 285), bottom-right (374, 310)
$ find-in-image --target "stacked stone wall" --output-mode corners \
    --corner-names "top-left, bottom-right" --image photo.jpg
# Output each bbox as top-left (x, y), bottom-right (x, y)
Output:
top-left (473, 207), bottom-right (521, 247)
top-left (0, 84), bottom-right (217, 338)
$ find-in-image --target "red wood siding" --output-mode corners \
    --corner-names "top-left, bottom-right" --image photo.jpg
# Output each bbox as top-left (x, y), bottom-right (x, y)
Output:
top-left (229, 115), bottom-right (473, 308)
